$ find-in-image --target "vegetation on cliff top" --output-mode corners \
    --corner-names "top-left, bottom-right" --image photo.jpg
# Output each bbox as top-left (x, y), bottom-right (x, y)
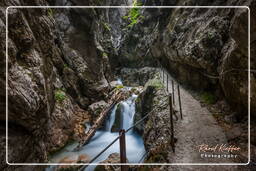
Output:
top-left (123, 0), bottom-right (143, 28)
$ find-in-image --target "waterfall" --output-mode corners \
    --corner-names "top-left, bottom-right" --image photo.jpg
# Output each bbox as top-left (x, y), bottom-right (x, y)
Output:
top-left (105, 105), bottom-right (117, 131)
top-left (48, 85), bottom-right (145, 171)
top-left (120, 94), bottom-right (137, 131)
top-left (105, 94), bottom-right (138, 132)
top-left (117, 78), bottom-right (123, 85)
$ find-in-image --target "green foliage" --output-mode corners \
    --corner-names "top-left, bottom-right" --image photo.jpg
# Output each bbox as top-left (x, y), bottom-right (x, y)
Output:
top-left (102, 52), bottom-right (108, 58)
top-left (103, 22), bottom-right (111, 31)
top-left (146, 79), bottom-right (164, 89)
top-left (64, 63), bottom-right (68, 68)
top-left (47, 9), bottom-right (54, 17)
top-left (123, 0), bottom-right (143, 28)
top-left (200, 92), bottom-right (217, 104)
top-left (55, 89), bottom-right (66, 103)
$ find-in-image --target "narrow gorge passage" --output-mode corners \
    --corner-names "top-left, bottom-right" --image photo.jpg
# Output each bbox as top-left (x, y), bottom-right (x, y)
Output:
top-left (161, 70), bottom-right (234, 164)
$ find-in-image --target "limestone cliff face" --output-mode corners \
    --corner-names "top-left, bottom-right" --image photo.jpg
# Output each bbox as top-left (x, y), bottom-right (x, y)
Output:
top-left (118, 0), bottom-right (255, 118)
top-left (0, 0), bottom-right (117, 169)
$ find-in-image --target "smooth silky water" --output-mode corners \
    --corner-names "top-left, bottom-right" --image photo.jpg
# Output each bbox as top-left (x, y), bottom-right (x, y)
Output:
top-left (47, 85), bottom-right (146, 171)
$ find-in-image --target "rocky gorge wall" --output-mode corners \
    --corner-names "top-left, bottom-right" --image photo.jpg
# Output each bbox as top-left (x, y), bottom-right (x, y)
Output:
top-left (117, 0), bottom-right (256, 119)
top-left (0, 0), bottom-right (124, 170)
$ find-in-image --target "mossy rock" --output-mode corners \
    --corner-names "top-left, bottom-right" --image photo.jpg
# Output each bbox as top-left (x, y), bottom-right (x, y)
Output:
top-left (144, 78), bottom-right (164, 90)
top-left (200, 91), bottom-right (217, 104)
top-left (115, 85), bottom-right (124, 89)
top-left (54, 89), bottom-right (66, 103)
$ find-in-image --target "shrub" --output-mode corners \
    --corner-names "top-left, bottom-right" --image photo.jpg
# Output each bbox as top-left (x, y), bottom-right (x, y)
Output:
top-left (55, 90), bottom-right (66, 103)
top-left (123, 0), bottom-right (143, 28)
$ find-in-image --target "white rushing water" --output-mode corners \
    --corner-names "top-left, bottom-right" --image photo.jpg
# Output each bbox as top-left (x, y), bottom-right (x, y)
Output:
top-left (48, 89), bottom-right (146, 171)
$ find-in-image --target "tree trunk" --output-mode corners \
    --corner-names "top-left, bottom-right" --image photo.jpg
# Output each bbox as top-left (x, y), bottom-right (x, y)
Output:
top-left (74, 91), bottom-right (123, 151)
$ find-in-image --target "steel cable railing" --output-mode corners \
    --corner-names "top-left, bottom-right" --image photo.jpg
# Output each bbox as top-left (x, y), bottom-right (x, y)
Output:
top-left (78, 102), bottom-right (167, 171)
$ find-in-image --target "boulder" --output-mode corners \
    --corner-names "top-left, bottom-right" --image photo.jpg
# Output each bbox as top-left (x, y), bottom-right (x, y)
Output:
top-left (88, 100), bottom-right (108, 123)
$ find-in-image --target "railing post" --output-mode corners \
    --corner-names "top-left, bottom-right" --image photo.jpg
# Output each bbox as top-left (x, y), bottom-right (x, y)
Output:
top-left (119, 129), bottom-right (128, 171)
top-left (162, 69), bottom-right (164, 83)
top-left (169, 94), bottom-right (175, 153)
top-left (167, 74), bottom-right (169, 92)
top-left (177, 85), bottom-right (183, 119)
top-left (172, 80), bottom-right (175, 105)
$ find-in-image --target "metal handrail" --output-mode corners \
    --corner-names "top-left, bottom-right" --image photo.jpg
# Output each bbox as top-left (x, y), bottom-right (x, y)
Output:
top-left (78, 102), bottom-right (167, 170)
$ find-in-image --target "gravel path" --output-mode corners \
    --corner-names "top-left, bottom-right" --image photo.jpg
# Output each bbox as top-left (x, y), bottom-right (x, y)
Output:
top-left (160, 69), bottom-right (238, 169)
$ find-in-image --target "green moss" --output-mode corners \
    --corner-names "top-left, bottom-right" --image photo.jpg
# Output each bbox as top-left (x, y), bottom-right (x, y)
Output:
top-left (146, 79), bottom-right (164, 89)
top-left (200, 92), bottom-right (217, 104)
top-left (55, 89), bottom-right (66, 103)
top-left (146, 119), bottom-right (153, 128)
top-left (64, 63), bottom-right (68, 68)
top-left (102, 52), bottom-right (108, 58)
top-left (115, 85), bottom-right (124, 89)
top-left (123, 0), bottom-right (143, 28)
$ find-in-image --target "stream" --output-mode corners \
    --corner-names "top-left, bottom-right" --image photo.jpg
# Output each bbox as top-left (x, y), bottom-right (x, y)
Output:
top-left (47, 84), bottom-right (146, 171)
